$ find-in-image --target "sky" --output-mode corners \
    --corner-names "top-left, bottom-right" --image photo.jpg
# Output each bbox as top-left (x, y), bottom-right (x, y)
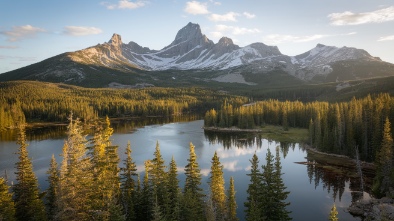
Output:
top-left (1, 0), bottom-right (394, 74)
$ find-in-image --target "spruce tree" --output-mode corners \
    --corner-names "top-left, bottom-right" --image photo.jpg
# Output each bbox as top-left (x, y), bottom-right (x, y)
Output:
top-left (329, 204), bottom-right (338, 221)
top-left (227, 177), bottom-right (238, 221)
top-left (182, 142), bottom-right (205, 221)
top-left (209, 151), bottom-right (226, 220)
top-left (120, 141), bottom-right (138, 221)
top-left (149, 141), bottom-right (169, 218)
top-left (13, 124), bottom-right (47, 221)
top-left (373, 117), bottom-right (393, 197)
top-left (272, 146), bottom-right (291, 220)
top-left (167, 156), bottom-right (181, 221)
top-left (56, 114), bottom-right (92, 220)
top-left (244, 153), bottom-right (262, 221)
top-left (46, 155), bottom-right (59, 221)
top-left (0, 177), bottom-right (15, 221)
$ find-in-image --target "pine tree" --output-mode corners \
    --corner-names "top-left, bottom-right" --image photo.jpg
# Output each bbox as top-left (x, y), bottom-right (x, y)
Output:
top-left (13, 124), bottom-right (47, 221)
top-left (244, 153), bottom-right (262, 221)
top-left (120, 141), bottom-right (138, 221)
top-left (329, 204), bottom-right (338, 221)
top-left (56, 114), bottom-right (92, 221)
top-left (209, 151), bottom-right (226, 220)
top-left (227, 177), bottom-right (238, 221)
top-left (149, 141), bottom-right (169, 218)
top-left (260, 147), bottom-right (291, 220)
top-left (0, 177), bottom-right (15, 221)
top-left (182, 142), bottom-right (205, 221)
top-left (89, 116), bottom-right (122, 220)
top-left (373, 117), bottom-right (394, 197)
top-left (272, 146), bottom-right (291, 220)
top-left (46, 155), bottom-right (59, 221)
top-left (167, 156), bottom-right (181, 221)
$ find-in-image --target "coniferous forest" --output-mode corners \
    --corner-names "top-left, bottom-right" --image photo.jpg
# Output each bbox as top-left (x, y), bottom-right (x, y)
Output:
top-left (205, 93), bottom-right (394, 198)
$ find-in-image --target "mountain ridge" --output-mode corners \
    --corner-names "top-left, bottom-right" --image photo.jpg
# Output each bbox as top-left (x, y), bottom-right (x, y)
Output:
top-left (1, 22), bottom-right (394, 87)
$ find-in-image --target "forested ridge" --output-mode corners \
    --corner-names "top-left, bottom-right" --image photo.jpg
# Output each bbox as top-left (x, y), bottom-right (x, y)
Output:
top-left (0, 81), bottom-right (247, 130)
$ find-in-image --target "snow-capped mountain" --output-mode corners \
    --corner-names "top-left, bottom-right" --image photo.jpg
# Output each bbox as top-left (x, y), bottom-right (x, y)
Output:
top-left (1, 22), bottom-right (393, 87)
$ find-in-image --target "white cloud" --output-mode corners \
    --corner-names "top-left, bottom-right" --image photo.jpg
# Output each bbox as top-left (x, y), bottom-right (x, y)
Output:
top-left (222, 160), bottom-right (243, 172)
top-left (378, 35), bottom-right (394, 41)
top-left (101, 1), bottom-right (146, 10)
top-left (263, 34), bottom-right (327, 45)
top-left (215, 24), bottom-right (260, 35)
top-left (209, 12), bottom-right (240, 22)
top-left (210, 31), bottom-right (223, 38)
top-left (184, 1), bottom-right (209, 15)
top-left (243, 12), bottom-right (256, 19)
top-left (209, 0), bottom-right (221, 5)
top-left (63, 26), bottom-right (103, 36)
top-left (328, 6), bottom-right (394, 26)
top-left (0, 25), bottom-right (46, 42)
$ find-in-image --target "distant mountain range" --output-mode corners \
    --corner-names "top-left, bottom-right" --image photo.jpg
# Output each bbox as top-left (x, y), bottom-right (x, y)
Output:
top-left (1, 22), bottom-right (394, 88)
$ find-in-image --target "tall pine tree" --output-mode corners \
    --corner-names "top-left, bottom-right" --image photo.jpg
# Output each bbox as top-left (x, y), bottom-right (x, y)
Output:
top-left (46, 155), bottom-right (59, 221)
top-left (244, 153), bottom-right (262, 221)
top-left (209, 151), bottom-right (226, 220)
top-left (13, 124), bottom-right (47, 221)
top-left (227, 177), bottom-right (238, 221)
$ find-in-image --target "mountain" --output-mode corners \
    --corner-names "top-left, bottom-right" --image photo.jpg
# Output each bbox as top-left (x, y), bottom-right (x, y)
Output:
top-left (1, 22), bottom-right (394, 88)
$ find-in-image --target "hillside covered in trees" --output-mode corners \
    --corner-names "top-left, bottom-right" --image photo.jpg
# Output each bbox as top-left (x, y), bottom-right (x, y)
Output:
top-left (0, 81), bottom-right (247, 130)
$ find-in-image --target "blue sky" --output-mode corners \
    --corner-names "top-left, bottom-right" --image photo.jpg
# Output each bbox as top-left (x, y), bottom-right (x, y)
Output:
top-left (1, 0), bottom-right (394, 73)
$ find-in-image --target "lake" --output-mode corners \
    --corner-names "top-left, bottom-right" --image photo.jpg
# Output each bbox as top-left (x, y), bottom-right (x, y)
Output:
top-left (0, 119), bottom-right (368, 220)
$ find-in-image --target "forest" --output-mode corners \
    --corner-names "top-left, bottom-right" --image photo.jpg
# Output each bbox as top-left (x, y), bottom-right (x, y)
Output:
top-left (0, 116), bottom-right (293, 221)
top-left (0, 81), bottom-right (247, 130)
top-left (204, 93), bottom-right (394, 198)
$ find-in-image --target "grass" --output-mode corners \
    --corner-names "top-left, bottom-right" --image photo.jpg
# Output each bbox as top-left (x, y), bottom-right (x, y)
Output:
top-left (258, 125), bottom-right (309, 143)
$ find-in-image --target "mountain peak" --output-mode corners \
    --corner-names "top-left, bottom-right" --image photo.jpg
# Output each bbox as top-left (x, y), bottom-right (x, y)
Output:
top-left (172, 22), bottom-right (203, 44)
top-left (109, 33), bottom-right (122, 46)
top-left (316, 43), bottom-right (326, 48)
top-left (218, 37), bottom-right (234, 46)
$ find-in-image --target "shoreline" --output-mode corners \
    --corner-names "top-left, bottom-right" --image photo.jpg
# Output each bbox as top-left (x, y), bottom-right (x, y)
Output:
top-left (203, 126), bottom-right (262, 133)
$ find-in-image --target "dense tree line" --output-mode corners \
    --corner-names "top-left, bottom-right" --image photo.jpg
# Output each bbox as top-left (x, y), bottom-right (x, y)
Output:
top-left (0, 81), bottom-right (247, 130)
top-left (205, 93), bottom-right (394, 198)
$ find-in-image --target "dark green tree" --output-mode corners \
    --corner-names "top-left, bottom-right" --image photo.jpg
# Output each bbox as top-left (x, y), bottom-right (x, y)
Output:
top-left (13, 124), bottom-right (47, 221)
top-left (227, 177), bottom-right (238, 221)
top-left (167, 156), bottom-right (181, 220)
top-left (244, 153), bottom-right (262, 221)
top-left (373, 117), bottom-right (394, 197)
top-left (182, 142), bottom-right (205, 221)
top-left (120, 141), bottom-right (138, 221)
top-left (46, 155), bottom-right (59, 221)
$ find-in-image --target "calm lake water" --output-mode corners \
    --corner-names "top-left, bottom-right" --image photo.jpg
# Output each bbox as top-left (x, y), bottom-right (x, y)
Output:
top-left (0, 119), bottom-right (368, 220)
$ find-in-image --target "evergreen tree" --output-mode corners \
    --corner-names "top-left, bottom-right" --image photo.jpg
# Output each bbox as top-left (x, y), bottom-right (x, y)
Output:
top-left (272, 146), bottom-right (291, 220)
top-left (46, 155), bottom-right (59, 221)
top-left (227, 177), bottom-right (238, 221)
top-left (120, 141), bottom-right (138, 221)
top-left (329, 204), bottom-right (338, 221)
top-left (244, 153), bottom-right (262, 221)
top-left (373, 117), bottom-right (394, 197)
top-left (260, 148), bottom-right (291, 220)
top-left (0, 177), bottom-right (15, 221)
top-left (149, 141), bottom-right (169, 218)
top-left (167, 156), bottom-right (181, 221)
top-left (182, 142), bottom-right (205, 221)
top-left (209, 151), bottom-right (226, 220)
top-left (139, 161), bottom-right (153, 221)
top-left (56, 114), bottom-right (92, 221)
top-left (13, 124), bottom-right (47, 221)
